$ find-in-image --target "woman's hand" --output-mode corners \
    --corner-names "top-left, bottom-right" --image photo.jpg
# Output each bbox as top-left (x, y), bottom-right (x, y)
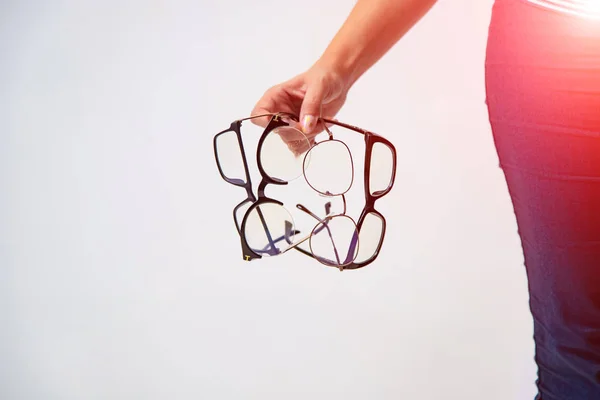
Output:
top-left (250, 0), bottom-right (438, 154)
top-left (250, 62), bottom-right (349, 141)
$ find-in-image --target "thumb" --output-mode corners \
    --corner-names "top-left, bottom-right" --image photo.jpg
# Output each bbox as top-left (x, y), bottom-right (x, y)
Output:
top-left (299, 81), bottom-right (326, 134)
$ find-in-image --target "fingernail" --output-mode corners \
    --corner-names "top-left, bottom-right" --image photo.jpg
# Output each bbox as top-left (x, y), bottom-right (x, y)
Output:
top-left (302, 115), bottom-right (316, 133)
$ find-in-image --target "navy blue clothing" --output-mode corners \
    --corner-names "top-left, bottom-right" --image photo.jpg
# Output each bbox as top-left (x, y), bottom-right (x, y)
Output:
top-left (486, 0), bottom-right (600, 398)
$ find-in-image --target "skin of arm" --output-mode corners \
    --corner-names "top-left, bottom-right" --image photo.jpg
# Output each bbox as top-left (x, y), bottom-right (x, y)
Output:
top-left (251, 0), bottom-right (439, 133)
top-left (315, 0), bottom-right (439, 87)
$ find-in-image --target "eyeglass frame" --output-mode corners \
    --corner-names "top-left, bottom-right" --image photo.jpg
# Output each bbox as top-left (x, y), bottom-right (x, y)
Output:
top-left (213, 112), bottom-right (397, 270)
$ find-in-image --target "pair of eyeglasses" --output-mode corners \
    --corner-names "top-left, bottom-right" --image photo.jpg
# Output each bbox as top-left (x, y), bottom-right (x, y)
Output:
top-left (213, 112), bottom-right (396, 270)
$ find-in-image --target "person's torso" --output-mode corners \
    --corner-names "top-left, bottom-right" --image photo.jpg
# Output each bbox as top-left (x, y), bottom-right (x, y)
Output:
top-left (523, 0), bottom-right (600, 18)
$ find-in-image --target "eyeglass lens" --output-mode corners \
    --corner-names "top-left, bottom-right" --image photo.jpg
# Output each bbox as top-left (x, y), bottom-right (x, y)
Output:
top-left (354, 212), bottom-right (385, 265)
top-left (215, 130), bottom-right (246, 185)
top-left (259, 126), bottom-right (312, 182)
top-left (243, 202), bottom-right (297, 256)
top-left (303, 139), bottom-right (353, 196)
top-left (310, 215), bottom-right (359, 267)
top-left (369, 142), bottom-right (395, 196)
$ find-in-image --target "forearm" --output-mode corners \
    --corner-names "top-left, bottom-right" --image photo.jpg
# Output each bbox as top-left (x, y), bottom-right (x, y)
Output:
top-left (316, 0), bottom-right (438, 86)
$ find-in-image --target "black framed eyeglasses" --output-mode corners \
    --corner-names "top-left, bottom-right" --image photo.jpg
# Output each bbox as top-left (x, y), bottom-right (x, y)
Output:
top-left (213, 112), bottom-right (397, 270)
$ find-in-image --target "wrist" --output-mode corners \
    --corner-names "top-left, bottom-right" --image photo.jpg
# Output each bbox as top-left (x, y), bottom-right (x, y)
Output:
top-left (313, 50), bottom-right (359, 90)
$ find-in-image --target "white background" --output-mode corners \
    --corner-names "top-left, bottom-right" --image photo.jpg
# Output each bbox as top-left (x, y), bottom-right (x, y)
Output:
top-left (1, 0), bottom-right (537, 399)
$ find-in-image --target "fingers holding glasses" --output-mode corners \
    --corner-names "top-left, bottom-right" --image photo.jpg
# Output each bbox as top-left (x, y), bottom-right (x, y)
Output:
top-left (250, 63), bottom-right (348, 139)
top-left (270, 114), bottom-right (343, 159)
top-left (250, 74), bottom-right (306, 129)
top-left (273, 125), bottom-right (316, 158)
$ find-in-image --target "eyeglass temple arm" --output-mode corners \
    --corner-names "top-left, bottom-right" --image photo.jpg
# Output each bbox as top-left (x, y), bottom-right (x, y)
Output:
top-left (238, 113), bottom-right (374, 138)
top-left (280, 203), bottom-right (341, 265)
top-left (254, 205), bottom-right (281, 256)
top-left (298, 203), bottom-right (360, 267)
top-left (238, 112), bottom-right (298, 125)
top-left (319, 117), bottom-right (373, 136)
top-left (278, 202), bottom-right (331, 253)
top-left (297, 204), bottom-right (342, 264)
top-left (280, 204), bottom-right (324, 252)
top-left (256, 227), bottom-right (302, 254)
top-left (302, 196), bottom-right (347, 247)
